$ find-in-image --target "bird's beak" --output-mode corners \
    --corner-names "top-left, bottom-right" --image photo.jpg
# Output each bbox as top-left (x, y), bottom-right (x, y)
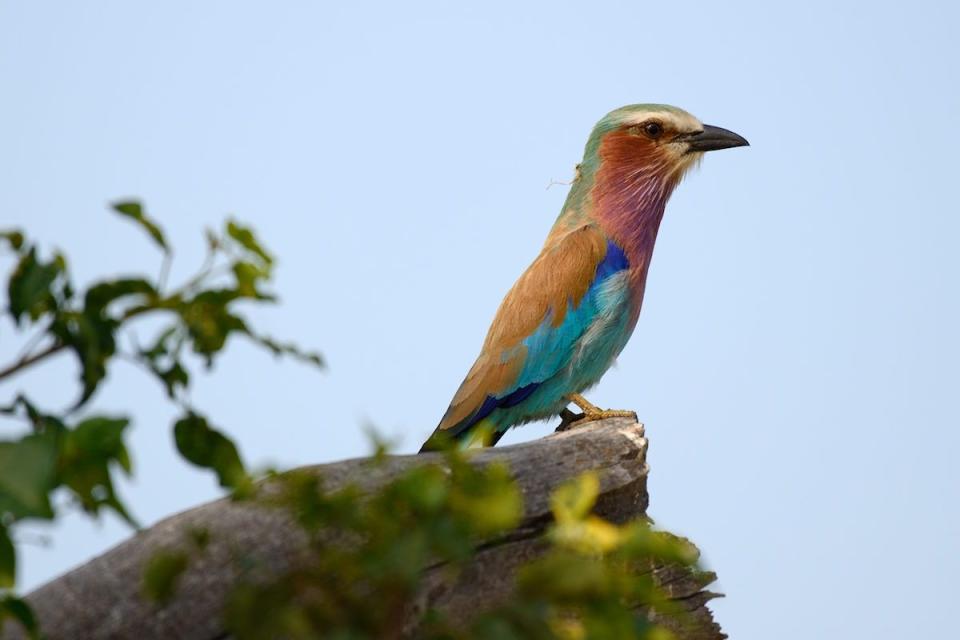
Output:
top-left (684, 124), bottom-right (749, 153)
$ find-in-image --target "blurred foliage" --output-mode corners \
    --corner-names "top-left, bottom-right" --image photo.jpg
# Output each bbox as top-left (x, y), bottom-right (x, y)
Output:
top-left (142, 525), bottom-right (210, 605)
top-left (218, 459), bottom-right (700, 640)
top-left (1, 204), bottom-right (708, 640)
top-left (0, 202), bottom-right (321, 637)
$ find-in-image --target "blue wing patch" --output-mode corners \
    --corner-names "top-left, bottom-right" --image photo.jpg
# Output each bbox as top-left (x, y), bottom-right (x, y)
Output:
top-left (514, 239), bottom-right (630, 387)
top-left (438, 239), bottom-right (630, 445)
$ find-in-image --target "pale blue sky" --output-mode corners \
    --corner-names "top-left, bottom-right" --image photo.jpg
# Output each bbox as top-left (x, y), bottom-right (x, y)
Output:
top-left (1, 1), bottom-right (958, 638)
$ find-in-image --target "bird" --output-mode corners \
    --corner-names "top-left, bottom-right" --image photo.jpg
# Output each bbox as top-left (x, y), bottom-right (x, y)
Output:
top-left (420, 104), bottom-right (748, 452)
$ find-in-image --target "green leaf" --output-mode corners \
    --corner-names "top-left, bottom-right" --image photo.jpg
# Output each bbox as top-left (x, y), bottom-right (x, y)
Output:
top-left (517, 552), bottom-right (612, 601)
top-left (143, 550), bottom-right (189, 603)
top-left (58, 416), bottom-right (137, 525)
top-left (173, 413), bottom-right (248, 490)
top-left (69, 417), bottom-right (131, 466)
top-left (178, 291), bottom-right (248, 363)
top-left (0, 432), bottom-right (58, 519)
top-left (139, 325), bottom-right (179, 360)
top-left (51, 311), bottom-right (118, 406)
top-left (226, 220), bottom-right (273, 266)
top-left (0, 525), bottom-right (14, 588)
top-left (84, 278), bottom-right (157, 313)
top-left (551, 472), bottom-right (600, 524)
top-left (156, 361), bottom-right (189, 399)
top-left (551, 516), bottom-right (623, 554)
top-left (137, 327), bottom-right (190, 398)
top-left (618, 526), bottom-right (700, 566)
top-left (112, 201), bottom-right (168, 251)
top-left (449, 462), bottom-right (522, 535)
top-left (388, 465), bottom-right (449, 514)
top-left (0, 595), bottom-right (38, 639)
top-left (231, 262), bottom-right (270, 298)
top-left (0, 230), bottom-right (25, 252)
top-left (7, 248), bottom-right (64, 323)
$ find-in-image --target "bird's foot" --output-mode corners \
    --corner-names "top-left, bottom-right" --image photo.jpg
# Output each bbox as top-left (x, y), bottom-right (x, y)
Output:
top-left (555, 394), bottom-right (637, 432)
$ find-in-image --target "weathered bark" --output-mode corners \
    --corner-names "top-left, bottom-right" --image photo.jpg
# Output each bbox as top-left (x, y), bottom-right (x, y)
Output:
top-left (6, 417), bottom-right (724, 639)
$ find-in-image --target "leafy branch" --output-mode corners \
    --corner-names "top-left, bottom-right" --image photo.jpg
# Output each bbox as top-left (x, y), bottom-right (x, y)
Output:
top-left (0, 202), bottom-right (322, 634)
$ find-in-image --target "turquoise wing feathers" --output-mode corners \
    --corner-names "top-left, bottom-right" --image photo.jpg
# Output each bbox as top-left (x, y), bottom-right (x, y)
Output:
top-left (421, 225), bottom-right (632, 451)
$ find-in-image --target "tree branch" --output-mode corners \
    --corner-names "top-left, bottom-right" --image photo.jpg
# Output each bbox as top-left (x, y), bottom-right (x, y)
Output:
top-left (4, 418), bottom-right (725, 640)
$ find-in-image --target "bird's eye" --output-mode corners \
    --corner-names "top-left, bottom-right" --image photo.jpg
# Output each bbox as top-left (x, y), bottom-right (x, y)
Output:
top-left (643, 121), bottom-right (663, 139)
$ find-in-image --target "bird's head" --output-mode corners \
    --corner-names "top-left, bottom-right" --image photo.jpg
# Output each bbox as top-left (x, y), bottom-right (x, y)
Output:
top-left (582, 104), bottom-right (748, 185)
top-left (557, 104), bottom-right (748, 243)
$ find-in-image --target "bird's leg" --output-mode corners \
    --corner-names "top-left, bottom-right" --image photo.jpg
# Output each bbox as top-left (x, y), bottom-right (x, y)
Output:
top-left (567, 393), bottom-right (637, 423)
top-left (555, 395), bottom-right (637, 432)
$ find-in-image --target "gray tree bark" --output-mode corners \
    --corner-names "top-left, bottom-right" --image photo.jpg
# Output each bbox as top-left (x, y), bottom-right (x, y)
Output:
top-left (5, 417), bottom-right (725, 640)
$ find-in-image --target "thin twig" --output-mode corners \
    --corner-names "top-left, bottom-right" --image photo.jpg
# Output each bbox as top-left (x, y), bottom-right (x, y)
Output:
top-left (181, 245), bottom-right (218, 294)
top-left (0, 342), bottom-right (66, 382)
top-left (157, 250), bottom-right (173, 294)
top-left (14, 322), bottom-right (52, 362)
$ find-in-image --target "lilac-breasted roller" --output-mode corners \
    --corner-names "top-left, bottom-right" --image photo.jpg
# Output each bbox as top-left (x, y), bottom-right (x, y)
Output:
top-left (420, 105), bottom-right (748, 452)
